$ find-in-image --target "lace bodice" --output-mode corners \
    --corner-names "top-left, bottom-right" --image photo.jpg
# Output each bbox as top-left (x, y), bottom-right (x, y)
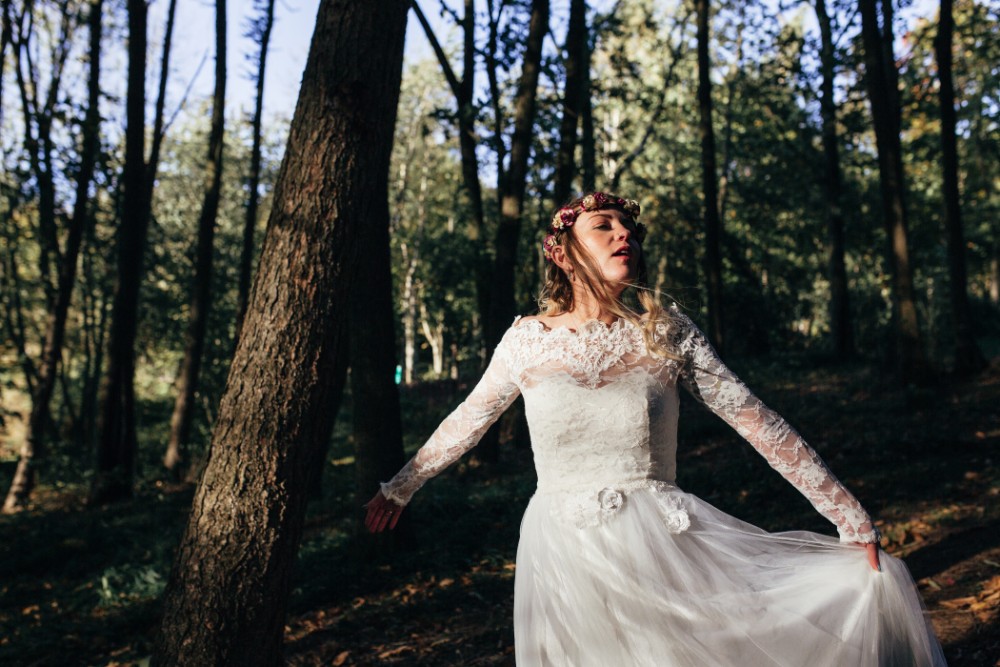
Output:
top-left (381, 307), bottom-right (879, 543)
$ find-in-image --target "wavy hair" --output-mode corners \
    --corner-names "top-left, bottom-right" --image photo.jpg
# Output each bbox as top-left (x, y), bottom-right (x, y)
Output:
top-left (537, 193), bottom-right (683, 361)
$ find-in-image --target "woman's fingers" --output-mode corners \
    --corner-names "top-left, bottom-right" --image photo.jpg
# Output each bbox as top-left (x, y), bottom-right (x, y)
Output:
top-left (866, 543), bottom-right (881, 572)
top-left (363, 491), bottom-right (403, 533)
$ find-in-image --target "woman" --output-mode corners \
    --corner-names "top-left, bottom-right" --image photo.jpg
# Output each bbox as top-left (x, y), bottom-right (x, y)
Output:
top-left (366, 192), bottom-right (945, 666)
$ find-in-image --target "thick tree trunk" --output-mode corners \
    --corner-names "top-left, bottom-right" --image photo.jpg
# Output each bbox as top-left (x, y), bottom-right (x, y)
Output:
top-left (553, 0), bottom-right (587, 205)
top-left (3, 0), bottom-right (103, 513)
top-left (814, 0), bottom-right (853, 359)
top-left (695, 0), bottom-right (724, 352)
top-left (479, 0), bottom-right (548, 464)
top-left (90, 0), bottom-right (148, 505)
top-left (935, 0), bottom-right (984, 376)
top-left (164, 0), bottom-right (227, 478)
top-left (151, 2), bottom-right (409, 664)
top-left (236, 0), bottom-right (276, 342)
top-left (859, 0), bottom-right (929, 384)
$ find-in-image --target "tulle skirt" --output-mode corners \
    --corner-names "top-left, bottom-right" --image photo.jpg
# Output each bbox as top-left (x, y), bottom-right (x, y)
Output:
top-left (514, 483), bottom-right (946, 666)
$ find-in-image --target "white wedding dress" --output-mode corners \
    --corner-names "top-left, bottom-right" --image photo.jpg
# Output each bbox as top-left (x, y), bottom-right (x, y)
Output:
top-left (381, 308), bottom-right (946, 666)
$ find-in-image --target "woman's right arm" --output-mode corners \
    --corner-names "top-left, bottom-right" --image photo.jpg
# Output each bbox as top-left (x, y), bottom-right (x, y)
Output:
top-left (366, 326), bottom-right (521, 532)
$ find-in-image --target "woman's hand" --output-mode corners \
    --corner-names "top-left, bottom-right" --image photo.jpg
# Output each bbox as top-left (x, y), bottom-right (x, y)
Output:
top-left (861, 542), bottom-right (881, 572)
top-left (364, 490), bottom-right (403, 533)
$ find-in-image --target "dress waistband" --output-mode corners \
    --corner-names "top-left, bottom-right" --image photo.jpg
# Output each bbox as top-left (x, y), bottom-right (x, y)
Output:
top-left (534, 477), bottom-right (680, 496)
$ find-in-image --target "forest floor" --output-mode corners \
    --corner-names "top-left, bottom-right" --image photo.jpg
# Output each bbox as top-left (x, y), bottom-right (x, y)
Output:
top-left (1, 354), bottom-right (998, 666)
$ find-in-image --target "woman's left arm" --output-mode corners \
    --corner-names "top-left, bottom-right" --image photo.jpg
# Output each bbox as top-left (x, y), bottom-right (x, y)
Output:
top-left (673, 310), bottom-right (881, 552)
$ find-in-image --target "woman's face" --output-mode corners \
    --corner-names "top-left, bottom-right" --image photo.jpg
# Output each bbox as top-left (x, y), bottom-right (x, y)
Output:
top-left (570, 208), bottom-right (642, 285)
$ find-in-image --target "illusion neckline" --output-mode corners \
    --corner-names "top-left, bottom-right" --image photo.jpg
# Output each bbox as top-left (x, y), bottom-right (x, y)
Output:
top-left (514, 316), bottom-right (635, 336)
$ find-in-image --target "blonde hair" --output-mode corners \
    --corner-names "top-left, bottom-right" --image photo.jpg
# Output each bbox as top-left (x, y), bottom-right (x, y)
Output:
top-left (537, 193), bottom-right (683, 361)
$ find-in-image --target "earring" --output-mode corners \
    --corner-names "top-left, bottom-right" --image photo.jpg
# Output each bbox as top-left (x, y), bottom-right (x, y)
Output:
top-left (569, 269), bottom-right (575, 282)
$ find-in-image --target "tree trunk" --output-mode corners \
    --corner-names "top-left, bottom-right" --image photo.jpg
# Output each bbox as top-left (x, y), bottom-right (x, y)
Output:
top-left (151, 1), bottom-right (409, 663)
top-left (814, 0), bottom-right (853, 360)
top-left (164, 0), bottom-right (227, 478)
top-left (411, 0), bottom-right (490, 361)
top-left (480, 0), bottom-right (548, 464)
top-left (3, 0), bottom-right (103, 512)
top-left (859, 0), bottom-right (930, 384)
top-left (0, 0), bottom-right (11, 128)
top-left (553, 0), bottom-right (587, 205)
top-left (236, 0), bottom-right (276, 343)
top-left (350, 189), bottom-right (408, 553)
top-left (935, 0), bottom-right (985, 376)
top-left (90, 0), bottom-right (148, 505)
top-left (580, 31), bottom-right (596, 194)
top-left (144, 0), bottom-right (177, 214)
top-left (695, 0), bottom-right (724, 352)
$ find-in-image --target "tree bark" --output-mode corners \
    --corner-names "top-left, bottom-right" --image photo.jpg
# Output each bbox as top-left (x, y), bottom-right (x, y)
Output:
top-left (553, 0), bottom-right (587, 205)
top-left (814, 0), bottom-right (853, 360)
top-left (90, 0), bottom-right (148, 505)
top-left (236, 0), bottom-right (276, 343)
top-left (4, 0), bottom-right (103, 512)
top-left (859, 0), bottom-right (929, 384)
top-left (695, 0), bottom-right (724, 352)
top-left (164, 0), bottom-right (227, 478)
top-left (350, 188), bottom-right (408, 553)
top-left (934, 0), bottom-right (984, 376)
top-left (151, 1), bottom-right (409, 663)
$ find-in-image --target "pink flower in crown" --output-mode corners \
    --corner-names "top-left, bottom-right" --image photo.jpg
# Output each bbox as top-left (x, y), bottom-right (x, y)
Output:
top-left (551, 207), bottom-right (577, 231)
top-left (542, 234), bottom-right (558, 260)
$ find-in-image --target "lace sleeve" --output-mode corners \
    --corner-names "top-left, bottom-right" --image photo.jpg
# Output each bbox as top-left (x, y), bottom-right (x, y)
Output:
top-left (672, 310), bottom-right (879, 544)
top-left (379, 323), bottom-right (522, 506)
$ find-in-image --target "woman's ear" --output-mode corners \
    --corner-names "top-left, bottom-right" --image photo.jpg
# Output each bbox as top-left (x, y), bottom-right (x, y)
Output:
top-left (551, 244), bottom-right (573, 274)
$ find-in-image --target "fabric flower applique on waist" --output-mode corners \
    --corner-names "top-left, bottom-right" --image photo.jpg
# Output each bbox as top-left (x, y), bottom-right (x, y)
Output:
top-left (544, 480), bottom-right (691, 532)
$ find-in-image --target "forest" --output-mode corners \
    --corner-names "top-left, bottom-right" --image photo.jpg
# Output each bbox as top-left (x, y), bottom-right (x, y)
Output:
top-left (0, 0), bottom-right (998, 664)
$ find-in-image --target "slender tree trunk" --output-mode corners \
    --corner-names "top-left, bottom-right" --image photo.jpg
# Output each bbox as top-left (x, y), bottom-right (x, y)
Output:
top-left (151, 2), bottom-right (409, 663)
top-left (0, 0), bottom-right (11, 127)
top-left (479, 0), bottom-right (548, 464)
top-left (815, 0), bottom-right (853, 359)
top-left (991, 242), bottom-right (999, 307)
top-left (859, 0), bottom-right (929, 384)
top-left (580, 32), bottom-right (596, 193)
top-left (164, 0), bottom-right (227, 478)
top-left (4, 0), bottom-right (103, 512)
top-left (935, 0), bottom-right (984, 376)
top-left (236, 0), bottom-right (276, 342)
top-left (90, 0), bottom-right (148, 505)
top-left (695, 0), bottom-right (724, 352)
top-left (411, 0), bottom-right (490, 360)
top-left (12, 2), bottom-right (72, 306)
top-left (144, 0), bottom-right (177, 214)
top-left (487, 0), bottom-right (549, 348)
top-left (553, 0), bottom-right (587, 205)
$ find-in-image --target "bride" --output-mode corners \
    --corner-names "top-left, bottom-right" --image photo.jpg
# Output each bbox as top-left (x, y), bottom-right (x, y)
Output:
top-left (365, 192), bottom-right (946, 666)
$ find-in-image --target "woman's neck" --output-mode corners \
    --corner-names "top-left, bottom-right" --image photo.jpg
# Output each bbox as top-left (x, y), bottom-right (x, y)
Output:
top-left (566, 296), bottom-right (618, 326)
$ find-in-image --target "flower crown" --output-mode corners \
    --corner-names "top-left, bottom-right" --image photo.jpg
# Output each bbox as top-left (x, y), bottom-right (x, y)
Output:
top-left (543, 192), bottom-right (645, 262)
